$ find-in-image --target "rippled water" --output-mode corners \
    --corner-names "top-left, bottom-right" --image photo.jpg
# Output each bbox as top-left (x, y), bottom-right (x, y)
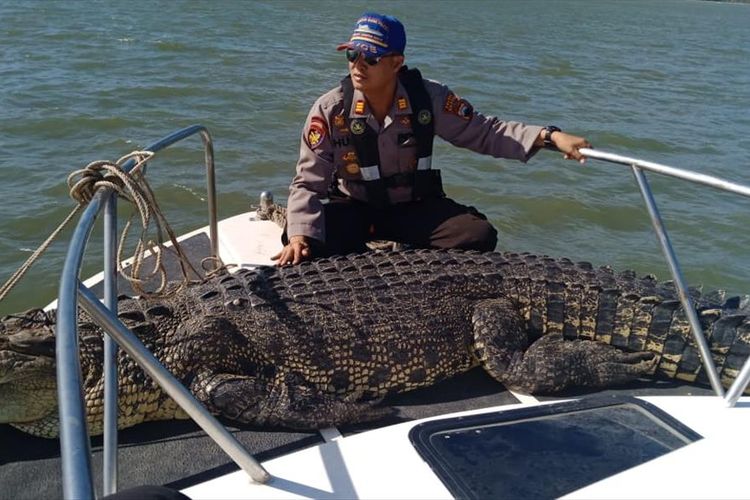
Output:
top-left (1, 0), bottom-right (749, 315)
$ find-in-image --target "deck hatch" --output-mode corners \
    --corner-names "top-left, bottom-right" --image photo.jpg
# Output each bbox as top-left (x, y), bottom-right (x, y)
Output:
top-left (409, 396), bottom-right (701, 499)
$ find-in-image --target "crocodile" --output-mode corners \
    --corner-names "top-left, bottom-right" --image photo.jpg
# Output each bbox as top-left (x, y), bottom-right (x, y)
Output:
top-left (2, 249), bottom-right (749, 438)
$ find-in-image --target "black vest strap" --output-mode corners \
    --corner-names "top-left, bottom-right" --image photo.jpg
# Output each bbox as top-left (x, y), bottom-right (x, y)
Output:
top-left (399, 67), bottom-right (444, 201)
top-left (340, 66), bottom-right (442, 207)
top-left (341, 75), bottom-right (388, 208)
top-left (398, 67), bottom-right (434, 161)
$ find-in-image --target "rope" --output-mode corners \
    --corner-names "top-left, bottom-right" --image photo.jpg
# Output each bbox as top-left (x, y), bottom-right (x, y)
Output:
top-left (255, 201), bottom-right (287, 228)
top-left (201, 256), bottom-right (236, 278)
top-left (0, 207), bottom-right (82, 303)
top-left (0, 151), bottom-right (208, 304)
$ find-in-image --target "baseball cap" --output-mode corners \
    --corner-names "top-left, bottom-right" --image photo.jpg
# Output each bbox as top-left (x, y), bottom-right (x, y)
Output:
top-left (336, 12), bottom-right (406, 57)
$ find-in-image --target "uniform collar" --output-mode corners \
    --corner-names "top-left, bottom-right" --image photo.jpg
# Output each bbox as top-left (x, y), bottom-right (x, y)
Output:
top-left (348, 80), bottom-right (413, 130)
top-left (392, 79), bottom-right (413, 116)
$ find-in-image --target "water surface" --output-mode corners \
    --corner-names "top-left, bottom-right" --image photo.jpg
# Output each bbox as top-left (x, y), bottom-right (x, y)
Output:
top-left (1, 0), bottom-right (749, 314)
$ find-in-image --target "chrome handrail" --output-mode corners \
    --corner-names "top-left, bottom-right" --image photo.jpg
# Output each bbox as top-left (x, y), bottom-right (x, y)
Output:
top-left (56, 125), bottom-right (269, 500)
top-left (578, 148), bottom-right (750, 406)
top-left (102, 192), bottom-right (118, 496)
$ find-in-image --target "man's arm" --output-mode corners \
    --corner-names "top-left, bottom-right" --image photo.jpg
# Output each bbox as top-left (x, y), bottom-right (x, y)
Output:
top-left (428, 80), bottom-right (591, 163)
top-left (272, 101), bottom-right (336, 266)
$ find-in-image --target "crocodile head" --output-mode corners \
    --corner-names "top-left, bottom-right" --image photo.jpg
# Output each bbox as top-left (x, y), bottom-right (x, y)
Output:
top-left (0, 309), bottom-right (59, 435)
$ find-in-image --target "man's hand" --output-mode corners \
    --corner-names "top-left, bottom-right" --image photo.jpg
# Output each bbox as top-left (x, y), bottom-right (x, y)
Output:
top-left (550, 131), bottom-right (592, 164)
top-left (272, 235), bottom-right (312, 267)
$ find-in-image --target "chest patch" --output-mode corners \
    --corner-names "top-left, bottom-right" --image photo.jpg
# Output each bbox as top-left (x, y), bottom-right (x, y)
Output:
top-left (350, 119), bottom-right (366, 135)
top-left (334, 114), bottom-right (347, 132)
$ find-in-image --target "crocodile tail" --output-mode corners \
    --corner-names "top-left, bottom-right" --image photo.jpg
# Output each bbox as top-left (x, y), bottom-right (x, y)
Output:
top-left (699, 295), bottom-right (750, 392)
top-left (638, 291), bottom-right (750, 393)
top-left (518, 256), bottom-right (750, 394)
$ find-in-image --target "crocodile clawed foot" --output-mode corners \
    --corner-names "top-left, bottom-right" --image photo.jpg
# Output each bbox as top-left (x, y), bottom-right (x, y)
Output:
top-left (594, 347), bottom-right (657, 387)
top-left (500, 334), bottom-right (660, 394)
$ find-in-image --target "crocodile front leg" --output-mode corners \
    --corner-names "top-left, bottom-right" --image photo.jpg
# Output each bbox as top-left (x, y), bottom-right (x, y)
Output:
top-left (195, 372), bottom-right (392, 429)
top-left (472, 298), bottom-right (656, 394)
top-left (505, 334), bottom-right (657, 393)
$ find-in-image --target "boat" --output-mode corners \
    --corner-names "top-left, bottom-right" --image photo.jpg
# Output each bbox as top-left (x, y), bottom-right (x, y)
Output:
top-left (2, 125), bottom-right (749, 499)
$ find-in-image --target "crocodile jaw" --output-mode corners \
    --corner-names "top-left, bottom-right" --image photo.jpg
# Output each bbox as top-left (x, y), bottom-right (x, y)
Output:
top-left (0, 352), bottom-right (58, 430)
top-left (1, 311), bottom-right (59, 433)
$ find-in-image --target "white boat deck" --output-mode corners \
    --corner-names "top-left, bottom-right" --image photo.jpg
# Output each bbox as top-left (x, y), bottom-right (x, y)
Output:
top-left (212, 211), bottom-right (283, 269)
top-left (567, 396), bottom-right (750, 500)
top-left (182, 395), bottom-right (750, 500)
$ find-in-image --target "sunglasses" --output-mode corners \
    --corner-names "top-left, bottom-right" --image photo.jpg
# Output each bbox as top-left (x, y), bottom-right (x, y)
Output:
top-left (345, 49), bottom-right (390, 66)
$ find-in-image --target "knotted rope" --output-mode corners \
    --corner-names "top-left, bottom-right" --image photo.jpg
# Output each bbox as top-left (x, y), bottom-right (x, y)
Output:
top-left (0, 151), bottom-right (206, 304)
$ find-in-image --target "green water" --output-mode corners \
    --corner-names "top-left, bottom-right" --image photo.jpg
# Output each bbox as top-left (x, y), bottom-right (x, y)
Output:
top-left (1, 0), bottom-right (749, 315)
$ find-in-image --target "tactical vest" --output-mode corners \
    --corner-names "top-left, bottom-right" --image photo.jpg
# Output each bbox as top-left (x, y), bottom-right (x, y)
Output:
top-left (340, 66), bottom-right (445, 208)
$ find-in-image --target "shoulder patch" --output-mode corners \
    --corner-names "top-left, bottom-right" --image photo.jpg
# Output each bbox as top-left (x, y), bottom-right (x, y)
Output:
top-left (443, 92), bottom-right (473, 120)
top-left (444, 92), bottom-right (460, 113)
top-left (306, 116), bottom-right (327, 149)
top-left (456, 99), bottom-right (474, 120)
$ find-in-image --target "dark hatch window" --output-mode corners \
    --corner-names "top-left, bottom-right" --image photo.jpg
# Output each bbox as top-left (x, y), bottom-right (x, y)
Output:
top-left (409, 396), bottom-right (701, 499)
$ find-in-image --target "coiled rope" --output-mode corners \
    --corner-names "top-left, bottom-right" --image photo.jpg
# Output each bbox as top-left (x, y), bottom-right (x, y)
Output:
top-left (0, 151), bottom-right (206, 304)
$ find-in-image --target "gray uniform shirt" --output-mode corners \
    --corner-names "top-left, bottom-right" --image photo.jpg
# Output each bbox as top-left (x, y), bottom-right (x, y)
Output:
top-left (286, 76), bottom-right (544, 243)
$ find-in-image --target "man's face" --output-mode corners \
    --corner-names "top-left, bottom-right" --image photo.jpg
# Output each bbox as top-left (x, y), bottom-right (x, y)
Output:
top-left (347, 51), bottom-right (404, 93)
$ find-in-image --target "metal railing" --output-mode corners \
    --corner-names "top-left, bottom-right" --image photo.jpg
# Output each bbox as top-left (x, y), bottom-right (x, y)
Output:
top-left (578, 148), bottom-right (750, 407)
top-left (55, 125), bottom-right (269, 500)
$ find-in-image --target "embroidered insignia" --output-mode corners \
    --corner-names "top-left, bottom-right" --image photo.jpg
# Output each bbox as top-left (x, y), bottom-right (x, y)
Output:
top-left (417, 109), bottom-right (432, 125)
top-left (444, 92), bottom-right (473, 120)
top-left (306, 117), bottom-right (327, 149)
top-left (345, 163), bottom-right (361, 175)
top-left (350, 119), bottom-right (366, 135)
top-left (444, 92), bottom-right (460, 114)
top-left (342, 151), bottom-right (357, 162)
top-left (397, 96), bottom-right (408, 111)
top-left (457, 100), bottom-right (474, 120)
top-left (334, 114), bottom-right (346, 129)
top-left (400, 115), bottom-right (412, 127)
top-left (354, 100), bottom-right (366, 115)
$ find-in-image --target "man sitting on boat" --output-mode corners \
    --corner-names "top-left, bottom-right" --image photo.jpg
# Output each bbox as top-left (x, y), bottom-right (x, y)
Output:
top-left (273, 12), bottom-right (591, 266)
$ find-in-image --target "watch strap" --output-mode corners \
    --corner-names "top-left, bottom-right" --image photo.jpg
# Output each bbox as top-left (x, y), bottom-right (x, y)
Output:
top-left (543, 125), bottom-right (561, 147)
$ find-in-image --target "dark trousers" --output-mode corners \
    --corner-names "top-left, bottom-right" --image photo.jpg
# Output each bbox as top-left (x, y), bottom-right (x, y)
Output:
top-left (286, 197), bottom-right (498, 256)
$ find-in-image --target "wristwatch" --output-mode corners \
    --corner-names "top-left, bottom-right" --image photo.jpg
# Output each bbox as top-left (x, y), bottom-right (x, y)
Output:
top-left (543, 125), bottom-right (561, 148)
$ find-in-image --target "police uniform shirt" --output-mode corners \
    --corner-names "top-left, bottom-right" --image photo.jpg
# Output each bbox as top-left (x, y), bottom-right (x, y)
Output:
top-left (286, 77), bottom-right (544, 243)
